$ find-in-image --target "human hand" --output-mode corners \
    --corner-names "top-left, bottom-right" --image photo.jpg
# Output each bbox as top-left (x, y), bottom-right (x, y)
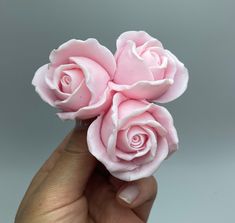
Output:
top-left (15, 122), bottom-right (157, 223)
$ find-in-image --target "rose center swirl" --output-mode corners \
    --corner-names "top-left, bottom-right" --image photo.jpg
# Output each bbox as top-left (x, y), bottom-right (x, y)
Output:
top-left (130, 134), bottom-right (147, 149)
top-left (58, 68), bottom-right (84, 94)
top-left (61, 75), bottom-right (71, 85)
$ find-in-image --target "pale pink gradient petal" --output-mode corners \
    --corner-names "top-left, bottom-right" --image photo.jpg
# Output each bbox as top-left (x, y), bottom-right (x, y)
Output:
top-left (114, 41), bottom-right (154, 84)
top-left (149, 104), bottom-right (179, 155)
top-left (115, 97), bottom-right (165, 133)
top-left (127, 126), bottom-right (147, 149)
top-left (115, 126), bottom-right (151, 161)
top-left (86, 93), bottom-right (178, 181)
top-left (131, 127), bottom-right (158, 166)
top-left (118, 99), bottom-right (167, 136)
top-left (116, 130), bottom-right (130, 152)
top-left (122, 128), bottom-right (158, 167)
top-left (162, 52), bottom-right (177, 79)
top-left (45, 64), bottom-right (77, 100)
top-left (87, 116), bottom-right (138, 172)
top-left (49, 38), bottom-right (116, 79)
top-left (100, 98), bottom-right (118, 148)
top-left (70, 57), bottom-right (110, 104)
top-left (32, 64), bottom-right (57, 106)
top-left (154, 51), bottom-right (189, 103)
top-left (140, 46), bottom-right (165, 68)
top-left (62, 69), bottom-right (84, 92)
top-left (150, 65), bottom-right (166, 81)
top-left (116, 31), bottom-right (163, 57)
top-left (60, 75), bottom-right (72, 93)
top-left (109, 79), bottom-right (173, 100)
top-left (54, 79), bottom-right (91, 111)
top-left (115, 143), bottom-right (150, 161)
top-left (120, 118), bottom-right (167, 138)
top-left (143, 127), bottom-right (158, 158)
top-left (140, 50), bottom-right (157, 67)
top-left (136, 40), bottom-right (163, 56)
top-left (56, 87), bottom-right (113, 120)
top-left (118, 99), bottom-right (152, 120)
top-left (113, 31), bottom-right (188, 103)
top-left (111, 137), bottom-right (169, 181)
top-left (104, 93), bottom-right (126, 160)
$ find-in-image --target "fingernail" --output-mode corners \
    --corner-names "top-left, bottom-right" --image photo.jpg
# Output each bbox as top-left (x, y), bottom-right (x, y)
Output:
top-left (118, 184), bottom-right (140, 204)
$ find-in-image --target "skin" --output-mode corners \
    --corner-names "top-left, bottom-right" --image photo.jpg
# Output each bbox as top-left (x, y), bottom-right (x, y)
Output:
top-left (15, 122), bottom-right (157, 223)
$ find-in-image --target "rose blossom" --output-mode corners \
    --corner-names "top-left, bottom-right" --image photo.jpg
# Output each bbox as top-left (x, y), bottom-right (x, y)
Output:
top-left (32, 38), bottom-right (116, 120)
top-left (109, 31), bottom-right (189, 103)
top-left (87, 93), bottom-right (178, 181)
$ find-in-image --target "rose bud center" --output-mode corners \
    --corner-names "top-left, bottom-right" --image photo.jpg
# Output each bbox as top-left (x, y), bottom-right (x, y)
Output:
top-left (130, 134), bottom-right (147, 149)
top-left (59, 69), bottom-right (84, 94)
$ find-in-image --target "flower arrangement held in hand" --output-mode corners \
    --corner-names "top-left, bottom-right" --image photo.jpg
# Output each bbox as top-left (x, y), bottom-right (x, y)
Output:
top-left (32, 31), bottom-right (189, 181)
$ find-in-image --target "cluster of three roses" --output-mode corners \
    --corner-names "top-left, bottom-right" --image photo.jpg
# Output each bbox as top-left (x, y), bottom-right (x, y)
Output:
top-left (32, 31), bottom-right (189, 181)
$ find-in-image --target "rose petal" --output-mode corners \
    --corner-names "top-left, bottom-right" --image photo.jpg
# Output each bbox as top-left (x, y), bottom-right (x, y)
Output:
top-left (54, 79), bottom-right (91, 111)
top-left (100, 105), bottom-right (117, 149)
top-left (118, 100), bottom-right (152, 121)
top-left (141, 50), bottom-right (157, 67)
top-left (130, 127), bottom-right (158, 165)
top-left (162, 51), bottom-right (177, 79)
top-left (116, 31), bottom-right (163, 59)
top-left (57, 86), bottom-right (113, 120)
top-left (45, 64), bottom-right (77, 100)
top-left (62, 69), bottom-right (84, 93)
top-left (115, 144), bottom-right (150, 161)
top-left (111, 137), bottom-right (168, 181)
top-left (49, 38), bottom-right (116, 79)
top-left (115, 97), bottom-right (165, 135)
top-left (117, 102), bottom-right (167, 136)
top-left (143, 127), bottom-right (158, 158)
top-left (149, 104), bottom-right (179, 155)
top-left (154, 50), bottom-right (189, 103)
top-left (116, 130), bottom-right (129, 152)
top-left (87, 116), bottom-right (138, 172)
top-left (70, 57), bottom-right (110, 105)
top-left (115, 126), bottom-right (152, 161)
top-left (136, 40), bottom-right (164, 56)
top-left (114, 41), bottom-right (155, 85)
top-left (109, 79), bottom-right (173, 100)
top-left (121, 118), bottom-right (167, 137)
top-left (117, 99), bottom-right (152, 126)
top-left (32, 64), bottom-right (57, 106)
top-left (104, 92), bottom-right (126, 160)
top-left (126, 126), bottom-right (147, 151)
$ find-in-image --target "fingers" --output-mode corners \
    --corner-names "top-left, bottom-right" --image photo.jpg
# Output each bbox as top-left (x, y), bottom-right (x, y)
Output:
top-left (18, 121), bottom-right (97, 214)
top-left (85, 173), bottom-right (143, 223)
top-left (36, 126), bottom-right (96, 201)
top-left (116, 176), bottom-right (158, 222)
top-left (16, 129), bottom-right (74, 217)
top-left (30, 119), bottom-right (94, 193)
top-left (22, 130), bottom-right (73, 198)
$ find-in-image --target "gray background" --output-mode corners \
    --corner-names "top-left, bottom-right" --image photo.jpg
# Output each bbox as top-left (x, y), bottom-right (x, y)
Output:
top-left (0, 0), bottom-right (234, 222)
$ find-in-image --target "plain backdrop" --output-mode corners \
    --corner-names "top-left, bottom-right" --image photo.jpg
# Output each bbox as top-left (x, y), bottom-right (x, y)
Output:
top-left (0, 1), bottom-right (235, 222)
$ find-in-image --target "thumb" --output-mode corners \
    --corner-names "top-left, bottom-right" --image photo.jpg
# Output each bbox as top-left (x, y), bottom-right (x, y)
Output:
top-left (35, 121), bottom-right (97, 203)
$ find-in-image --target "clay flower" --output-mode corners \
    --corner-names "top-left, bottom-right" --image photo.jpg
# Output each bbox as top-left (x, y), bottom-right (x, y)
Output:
top-left (32, 32), bottom-right (189, 181)
top-left (109, 31), bottom-right (189, 103)
top-left (32, 38), bottom-right (116, 120)
top-left (87, 93), bottom-right (178, 181)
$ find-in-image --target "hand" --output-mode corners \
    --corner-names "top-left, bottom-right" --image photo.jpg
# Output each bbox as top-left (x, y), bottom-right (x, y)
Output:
top-left (15, 122), bottom-right (157, 223)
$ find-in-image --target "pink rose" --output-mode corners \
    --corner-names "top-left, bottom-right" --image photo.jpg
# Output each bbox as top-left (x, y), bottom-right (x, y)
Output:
top-left (109, 31), bottom-right (189, 103)
top-left (87, 93), bottom-right (178, 181)
top-left (32, 39), bottom-right (116, 120)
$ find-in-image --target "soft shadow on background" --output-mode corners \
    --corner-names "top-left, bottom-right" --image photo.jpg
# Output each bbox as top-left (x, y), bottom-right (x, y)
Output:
top-left (0, 1), bottom-right (234, 222)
